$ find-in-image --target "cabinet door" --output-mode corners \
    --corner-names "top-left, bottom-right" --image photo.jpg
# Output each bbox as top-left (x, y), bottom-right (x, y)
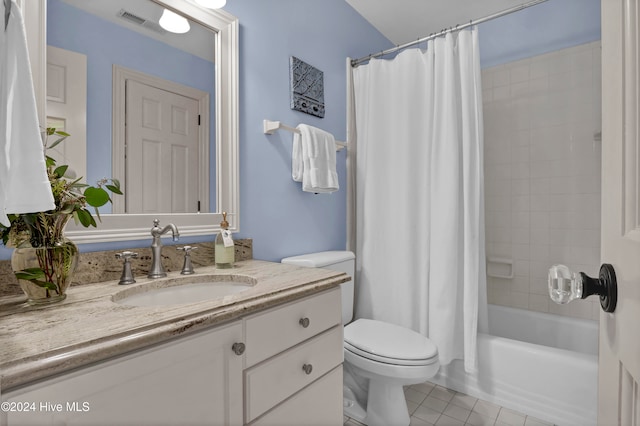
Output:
top-left (250, 366), bottom-right (343, 426)
top-left (3, 322), bottom-right (243, 426)
top-left (244, 326), bottom-right (343, 422)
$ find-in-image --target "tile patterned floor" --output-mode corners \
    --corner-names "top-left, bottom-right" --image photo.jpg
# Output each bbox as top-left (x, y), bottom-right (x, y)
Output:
top-left (343, 381), bottom-right (554, 426)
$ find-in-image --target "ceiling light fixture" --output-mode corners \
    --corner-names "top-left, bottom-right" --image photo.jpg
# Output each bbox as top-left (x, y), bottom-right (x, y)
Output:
top-left (159, 9), bottom-right (190, 34)
top-left (195, 0), bottom-right (227, 9)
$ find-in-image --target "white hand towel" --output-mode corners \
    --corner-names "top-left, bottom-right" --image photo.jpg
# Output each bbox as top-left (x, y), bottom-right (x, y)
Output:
top-left (292, 131), bottom-right (303, 182)
top-left (0, 0), bottom-right (55, 226)
top-left (293, 124), bottom-right (339, 193)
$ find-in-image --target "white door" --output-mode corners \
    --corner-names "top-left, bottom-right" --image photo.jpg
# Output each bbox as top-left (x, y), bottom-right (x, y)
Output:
top-left (125, 80), bottom-right (199, 213)
top-left (46, 45), bottom-right (87, 181)
top-left (599, 0), bottom-right (640, 424)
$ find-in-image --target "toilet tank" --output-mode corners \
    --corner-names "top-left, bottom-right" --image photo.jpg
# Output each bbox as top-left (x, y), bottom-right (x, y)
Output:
top-left (281, 251), bottom-right (355, 324)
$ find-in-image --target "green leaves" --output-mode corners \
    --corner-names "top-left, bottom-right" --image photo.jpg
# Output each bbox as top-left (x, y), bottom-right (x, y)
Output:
top-left (84, 187), bottom-right (110, 208)
top-left (1, 127), bottom-right (123, 248)
top-left (53, 165), bottom-right (69, 179)
top-left (14, 267), bottom-right (45, 281)
top-left (106, 179), bottom-right (123, 195)
top-left (15, 268), bottom-right (58, 291)
top-left (47, 136), bottom-right (71, 149)
top-left (45, 128), bottom-right (70, 150)
top-left (45, 155), bottom-right (56, 168)
top-left (74, 208), bottom-right (97, 228)
top-left (84, 179), bottom-right (122, 207)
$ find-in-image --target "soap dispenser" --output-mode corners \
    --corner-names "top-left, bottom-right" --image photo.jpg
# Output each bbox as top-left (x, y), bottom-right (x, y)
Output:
top-left (215, 212), bottom-right (235, 269)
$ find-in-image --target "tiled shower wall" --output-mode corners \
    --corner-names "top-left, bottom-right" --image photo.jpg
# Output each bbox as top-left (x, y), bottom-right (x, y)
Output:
top-left (482, 41), bottom-right (601, 321)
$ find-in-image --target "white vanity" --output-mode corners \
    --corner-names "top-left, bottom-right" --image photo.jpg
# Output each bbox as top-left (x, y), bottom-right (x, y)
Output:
top-left (0, 261), bottom-right (347, 425)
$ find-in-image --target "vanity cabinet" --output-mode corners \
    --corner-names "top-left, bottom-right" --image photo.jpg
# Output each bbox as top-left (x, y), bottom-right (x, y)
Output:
top-left (3, 321), bottom-right (244, 426)
top-left (244, 287), bottom-right (343, 424)
top-left (1, 287), bottom-right (344, 426)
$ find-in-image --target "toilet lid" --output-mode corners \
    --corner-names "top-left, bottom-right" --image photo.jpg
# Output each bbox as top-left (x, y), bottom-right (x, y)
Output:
top-left (344, 319), bottom-right (438, 365)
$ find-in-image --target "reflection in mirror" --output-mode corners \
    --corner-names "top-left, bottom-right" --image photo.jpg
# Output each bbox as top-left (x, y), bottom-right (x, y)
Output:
top-left (47, 0), bottom-right (216, 214)
top-left (30, 0), bottom-right (238, 243)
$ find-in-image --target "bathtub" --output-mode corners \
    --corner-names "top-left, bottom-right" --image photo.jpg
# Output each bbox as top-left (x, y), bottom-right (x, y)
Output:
top-left (432, 304), bottom-right (598, 426)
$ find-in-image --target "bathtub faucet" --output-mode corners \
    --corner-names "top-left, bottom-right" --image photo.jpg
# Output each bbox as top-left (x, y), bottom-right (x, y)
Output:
top-left (148, 219), bottom-right (180, 279)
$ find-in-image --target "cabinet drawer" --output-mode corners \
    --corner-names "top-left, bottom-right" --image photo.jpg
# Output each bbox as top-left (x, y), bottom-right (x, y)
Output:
top-left (249, 366), bottom-right (343, 426)
top-left (244, 325), bottom-right (343, 423)
top-left (244, 287), bottom-right (341, 366)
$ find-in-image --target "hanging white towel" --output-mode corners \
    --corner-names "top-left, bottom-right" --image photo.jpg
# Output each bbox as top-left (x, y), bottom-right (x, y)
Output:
top-left (291, 124), bottom-right (339, 193)
top-left (291, 130), bottom-right (304, 183)
top-left (0, 0), bottom-right (55, 227)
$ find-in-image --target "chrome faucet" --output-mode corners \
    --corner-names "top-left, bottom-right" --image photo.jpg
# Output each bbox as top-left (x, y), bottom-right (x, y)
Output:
top-left (148, 219), bottom-right (180, 278)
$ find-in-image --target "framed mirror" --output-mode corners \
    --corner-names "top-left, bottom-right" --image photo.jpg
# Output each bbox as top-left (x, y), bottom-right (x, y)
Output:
top-left (24, 0), bottom-right (239, 244)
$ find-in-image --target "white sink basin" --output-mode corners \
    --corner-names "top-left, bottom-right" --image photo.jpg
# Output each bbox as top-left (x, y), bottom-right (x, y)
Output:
top-left (114, 276), bottom-right (256, 307)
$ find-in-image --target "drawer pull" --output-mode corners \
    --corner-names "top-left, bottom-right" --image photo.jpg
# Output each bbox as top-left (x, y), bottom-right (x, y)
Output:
top-left (232, 342), bottom-right (245, 355)
top-left (299, 317), bottom-right (310, 328)
top-left (302, 363), bottom-right (313, 375)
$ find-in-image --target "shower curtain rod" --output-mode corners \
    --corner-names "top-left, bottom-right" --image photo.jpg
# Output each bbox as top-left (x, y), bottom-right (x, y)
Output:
top-left (351, 0), bottom-right (548, 67)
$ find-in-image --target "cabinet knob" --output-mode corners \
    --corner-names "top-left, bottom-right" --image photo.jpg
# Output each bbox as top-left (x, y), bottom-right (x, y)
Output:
top-left (232, 342), bottom-right (245, 355)
top-left (299, 317), bottom-right (310, 328)
top-left (302, 363), bottom-right (313, 375)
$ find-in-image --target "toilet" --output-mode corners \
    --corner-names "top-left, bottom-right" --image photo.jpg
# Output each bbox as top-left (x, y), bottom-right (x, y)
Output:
top-left (281, 251), bottom-right (439, 426)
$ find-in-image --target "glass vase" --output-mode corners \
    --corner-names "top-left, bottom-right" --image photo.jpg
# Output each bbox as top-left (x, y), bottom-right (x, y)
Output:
top-left (11, 237), bottom-right (79, 305)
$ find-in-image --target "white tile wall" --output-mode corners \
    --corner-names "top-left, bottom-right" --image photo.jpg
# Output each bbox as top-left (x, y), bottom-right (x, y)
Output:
top-left (483, 41), bottom-right (602, 321)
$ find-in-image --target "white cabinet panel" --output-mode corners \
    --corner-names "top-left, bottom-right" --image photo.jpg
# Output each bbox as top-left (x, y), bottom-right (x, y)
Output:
top-left (244, 326), bottom-right (343, 423)
top-left (4, 322), bottom-right (243, 426)
top-left (250, 366), bottom-right (343, 426)
top-left (244, 287), bottom-right (341, 366)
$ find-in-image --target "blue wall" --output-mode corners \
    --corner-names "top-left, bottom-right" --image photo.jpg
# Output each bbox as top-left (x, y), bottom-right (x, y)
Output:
top-left (225, 0), bottom-right (392, 261)
top-left (478, 0), bottom-right (600, 68)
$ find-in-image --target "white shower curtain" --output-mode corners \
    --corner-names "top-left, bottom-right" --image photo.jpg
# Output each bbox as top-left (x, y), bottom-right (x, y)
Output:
top-left (348, 28), bottom-right (487, 372)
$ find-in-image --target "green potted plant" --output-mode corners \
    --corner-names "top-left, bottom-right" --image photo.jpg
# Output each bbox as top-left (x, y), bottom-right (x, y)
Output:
top-left (0, 128), bottom-right (122, 304)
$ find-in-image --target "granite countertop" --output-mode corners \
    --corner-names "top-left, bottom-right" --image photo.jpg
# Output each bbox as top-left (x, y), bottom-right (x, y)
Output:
top-left (0, 260), bottom-right (349, 391)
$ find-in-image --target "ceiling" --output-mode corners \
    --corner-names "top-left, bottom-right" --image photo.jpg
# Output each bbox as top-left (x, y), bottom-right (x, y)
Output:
top-left (59, 0), bottom-right (215, 62)
top-left (345, 0), bottom-right (540, 46)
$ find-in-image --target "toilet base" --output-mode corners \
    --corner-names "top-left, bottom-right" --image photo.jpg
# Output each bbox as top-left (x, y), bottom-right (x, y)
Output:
top-left (366, 380), bottom-right (410, 426)
top-left (343, 386), bottom-right (367, 423)
top-left (343, 382), bottom-right (410, 426)
top-left (343, 352), bottom-right (439, 426)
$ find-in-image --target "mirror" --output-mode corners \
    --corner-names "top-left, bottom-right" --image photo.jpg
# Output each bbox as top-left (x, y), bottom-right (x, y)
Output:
top-left (49, 0), bottom-right (215, 215)
top-left (28, 0), bottom-right (239, 243)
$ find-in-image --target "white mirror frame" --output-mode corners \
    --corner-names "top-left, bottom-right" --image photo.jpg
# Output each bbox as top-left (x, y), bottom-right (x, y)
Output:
top-left (23, 0), bottom-right (239, 243)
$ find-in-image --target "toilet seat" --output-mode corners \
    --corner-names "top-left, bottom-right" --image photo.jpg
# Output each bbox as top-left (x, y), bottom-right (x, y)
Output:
top-left (344, 319), bottom-right (438, 366)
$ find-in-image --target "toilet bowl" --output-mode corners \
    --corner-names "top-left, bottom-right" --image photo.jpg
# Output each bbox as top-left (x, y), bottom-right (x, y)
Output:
top-left (343, 318), bottom-right (439, 426)
top-left (281, 251), bottom-right (440, 426)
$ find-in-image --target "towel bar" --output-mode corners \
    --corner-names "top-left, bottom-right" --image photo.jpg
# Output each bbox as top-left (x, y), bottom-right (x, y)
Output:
top-left (263, 120), bottom-right (346, 151)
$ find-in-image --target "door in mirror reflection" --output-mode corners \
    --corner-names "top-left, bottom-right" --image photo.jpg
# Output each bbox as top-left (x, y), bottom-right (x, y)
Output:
top-left (126, 79), bottom-right (201, 213)
top-left (46, 45), bottom-right (87, 182)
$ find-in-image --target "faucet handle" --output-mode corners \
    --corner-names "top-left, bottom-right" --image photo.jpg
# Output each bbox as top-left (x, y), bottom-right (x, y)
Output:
top-left (178, 246), bottom-right (197, 275)
top-left (115, 252), bottom-right (138, 285)
top-left (177, 245), bottom-right (197, 253)
top-left (115, 251), bottom-right (138, 260)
